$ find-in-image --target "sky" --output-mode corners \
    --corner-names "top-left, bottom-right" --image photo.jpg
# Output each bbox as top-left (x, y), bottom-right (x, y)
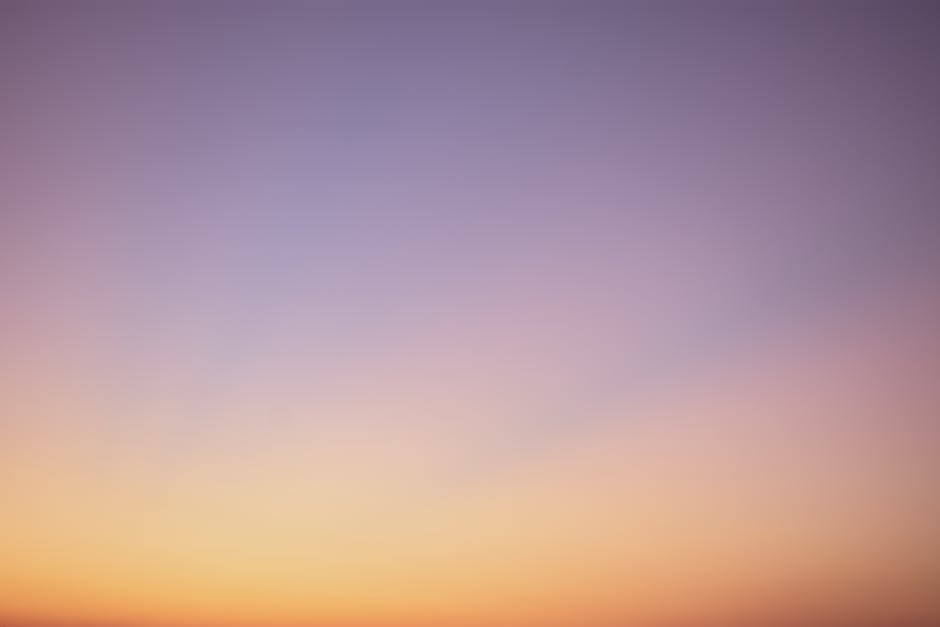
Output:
top-left (2, 2), bottom-right (939, 627)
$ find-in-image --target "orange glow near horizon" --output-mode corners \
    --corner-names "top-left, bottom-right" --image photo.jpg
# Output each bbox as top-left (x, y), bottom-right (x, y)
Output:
top-left (4, 283), bottom-right (939, 627)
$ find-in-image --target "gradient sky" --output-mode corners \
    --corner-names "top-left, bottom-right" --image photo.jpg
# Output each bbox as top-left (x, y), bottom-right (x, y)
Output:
top-left (2, 3), bottom-right (940, 627)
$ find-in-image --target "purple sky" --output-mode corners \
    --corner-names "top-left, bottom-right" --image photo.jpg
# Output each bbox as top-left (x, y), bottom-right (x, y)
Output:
top-left (3, 3), bottom-right (940, 627)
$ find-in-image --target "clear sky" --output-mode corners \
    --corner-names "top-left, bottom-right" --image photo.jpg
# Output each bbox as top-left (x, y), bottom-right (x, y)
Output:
top-left (2, 3), bottom-right (939, 627)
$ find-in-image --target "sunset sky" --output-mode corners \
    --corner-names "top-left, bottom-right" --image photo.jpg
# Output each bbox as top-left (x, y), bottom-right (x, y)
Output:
top-left (2, 3), bottom-right (939, 627)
